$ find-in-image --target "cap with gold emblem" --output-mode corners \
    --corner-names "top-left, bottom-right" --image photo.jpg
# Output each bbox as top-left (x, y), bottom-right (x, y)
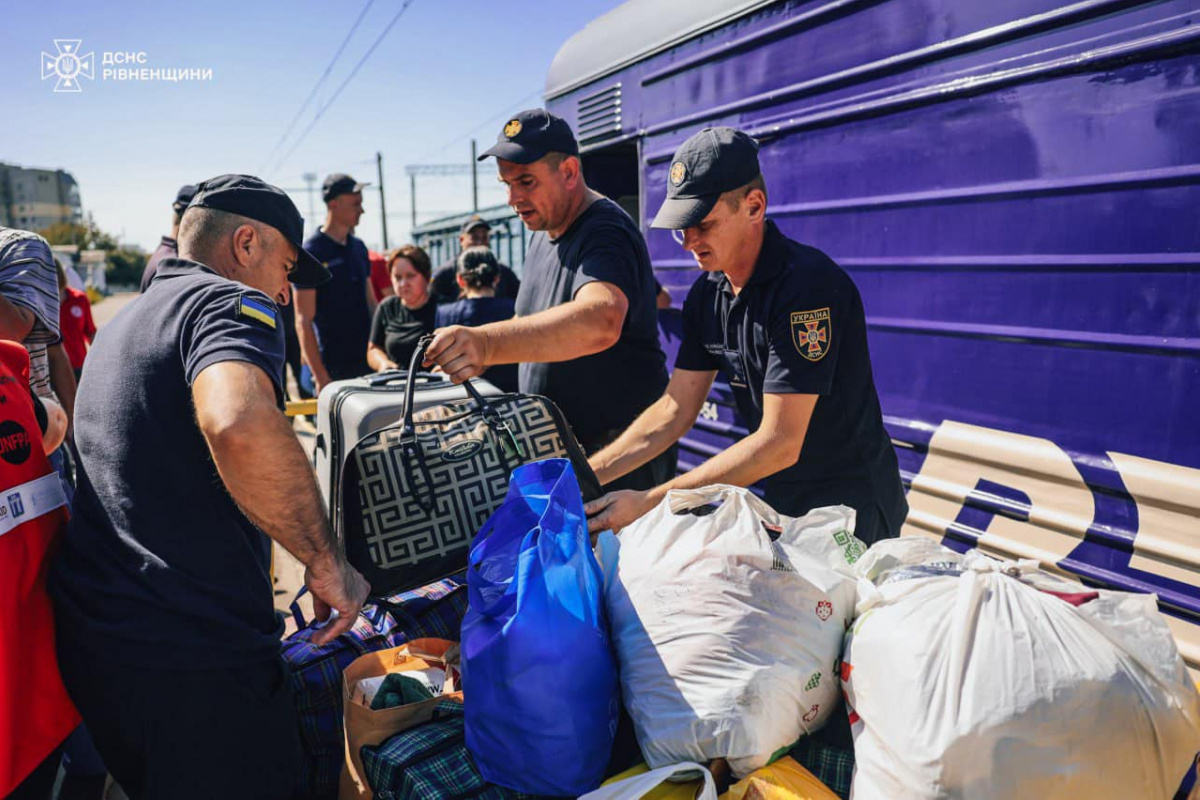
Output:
top-left (478, 108), bottom-right (579, 165)
top-left (651, 127), bottom-right (761, 230)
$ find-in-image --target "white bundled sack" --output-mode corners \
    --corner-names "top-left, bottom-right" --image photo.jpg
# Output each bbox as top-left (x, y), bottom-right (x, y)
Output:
top-left (843, 537), bottom-right (1200, 800)
top-left (602, 485), bottom-right (863, 777)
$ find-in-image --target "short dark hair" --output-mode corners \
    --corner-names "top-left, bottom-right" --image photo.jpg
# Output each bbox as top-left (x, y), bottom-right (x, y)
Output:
top-left (177, 207), bottom-right (264, 262)
top-left (456, 246), bottom-right (500, 290)
top-left (722, 173), bottom-right (768, 211)
top-left (541, 151), bottom-right (576, 172)
top-left (388, 244), bottom-right (431, 281)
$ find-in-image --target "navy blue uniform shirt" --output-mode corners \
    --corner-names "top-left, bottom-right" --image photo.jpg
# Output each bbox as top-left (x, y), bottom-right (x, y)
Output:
top-left (515, 198), bottom-right (667, 447)
top-left (303, 228), bottom-right (372, 373)
top-left (436, 297), bottom-right (518, 392)
top-left (51, 258), bottom-right (287, 668)
top-left (676, 221), bottom-right (907, 543)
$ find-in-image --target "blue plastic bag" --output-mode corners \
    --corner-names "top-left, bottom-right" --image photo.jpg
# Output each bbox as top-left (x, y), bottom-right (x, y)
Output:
top-left (462, 458), bottom-right (619, 797)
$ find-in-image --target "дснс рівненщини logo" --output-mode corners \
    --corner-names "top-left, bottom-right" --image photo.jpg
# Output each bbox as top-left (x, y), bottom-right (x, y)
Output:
top-left (41, 39), bottom-right (95, 93)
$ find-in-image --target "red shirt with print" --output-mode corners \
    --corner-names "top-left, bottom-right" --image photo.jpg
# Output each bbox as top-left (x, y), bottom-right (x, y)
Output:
top-left (59, 287), bottom-right (97, 370)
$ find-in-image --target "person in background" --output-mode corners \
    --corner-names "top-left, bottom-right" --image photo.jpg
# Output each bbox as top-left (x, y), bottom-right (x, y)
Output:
top-left (295, 173), bottom-right (376, 395)
top-left (140, 184), bottom-right (198, 293)
top-left (56, 259), bottom-right (96, 382)
top-left (368, 249), bottom-right (395, 302)
top-left (429, 216), bottom-right (520, 301)
top-left (367, 244), bottom-right (442, 372)
top-left (434, 246), bottom-right (517, 392)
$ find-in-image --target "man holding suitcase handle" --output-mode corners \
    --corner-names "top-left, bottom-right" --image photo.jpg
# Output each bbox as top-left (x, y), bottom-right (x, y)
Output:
top-left (50, 175), bottom-right (370, 799)
top-left (424, 109), bottom-right (675, 492)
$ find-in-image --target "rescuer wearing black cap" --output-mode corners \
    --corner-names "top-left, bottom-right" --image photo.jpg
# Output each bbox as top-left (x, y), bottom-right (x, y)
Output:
top-left (429, 214), bottom-right (521, 301)
top-left (584, 127), bottom-right (907, 546)
top-left (139, 182), bottom-right (199, 292)
top-left (294, 172), bottom-right (376, 394)
top-left (424, 109), bottom-right (674, 492)
top-left (50, 173), bottom-right (368, 799)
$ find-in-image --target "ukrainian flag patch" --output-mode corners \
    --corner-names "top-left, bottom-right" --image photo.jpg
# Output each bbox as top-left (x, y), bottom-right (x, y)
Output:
top-left (238, 295), bottom-right (277, 329)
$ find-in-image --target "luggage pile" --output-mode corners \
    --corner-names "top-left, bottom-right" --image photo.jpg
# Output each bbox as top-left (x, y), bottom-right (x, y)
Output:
top-left (842, 537), bottom-right (1200, 800)
top-left (288, 341), bottom-right (1200, 798)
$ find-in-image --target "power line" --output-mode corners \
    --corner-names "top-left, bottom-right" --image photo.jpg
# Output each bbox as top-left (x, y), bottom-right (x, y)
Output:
top-left (410, 90), bottom-right (542, 165)
top-left (271, 0), bottom-right (419, 176)
top-left (259, 0), bottom-right (377, 173)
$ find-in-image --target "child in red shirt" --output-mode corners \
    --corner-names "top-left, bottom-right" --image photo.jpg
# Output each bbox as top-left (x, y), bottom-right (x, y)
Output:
top-left (57, 261), bottom-right (96, 380)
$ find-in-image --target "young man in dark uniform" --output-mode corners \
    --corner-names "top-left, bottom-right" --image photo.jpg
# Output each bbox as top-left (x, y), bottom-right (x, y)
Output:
top-left (424, 109), bottom-right (673, 491)
top-left (584, 127), bottom-right (907, 545)
top-left (50, 175), bottom-right (370, 800)
top-left (295, 173), bottom-right (377, 394)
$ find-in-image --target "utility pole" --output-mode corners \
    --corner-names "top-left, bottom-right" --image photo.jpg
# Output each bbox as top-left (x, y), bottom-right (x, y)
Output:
top-left (376, 151), bottom-right (389, 250)
top-left (301, 172), bottom-right (317, 236)
top-left (410, 173), bottom-right (417, 230)
top-left (471, 139), bottom-right (479, 212)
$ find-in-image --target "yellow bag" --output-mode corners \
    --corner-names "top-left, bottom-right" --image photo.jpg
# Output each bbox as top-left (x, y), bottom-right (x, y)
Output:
top-left (600, 762), bottom-right (709, 800)
top-left (720, 757), bottom-right (840, 800)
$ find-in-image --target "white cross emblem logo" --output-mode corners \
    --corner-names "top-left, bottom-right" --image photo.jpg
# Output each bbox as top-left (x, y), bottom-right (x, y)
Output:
top-left (41, 39), bottom-right (95, 93)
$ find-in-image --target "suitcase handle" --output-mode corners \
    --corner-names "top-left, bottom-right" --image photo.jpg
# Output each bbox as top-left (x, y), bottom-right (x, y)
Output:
top-left (366, 369), bottom-right (447, 388)
top-left (397, 337), bottom-right (520, 510)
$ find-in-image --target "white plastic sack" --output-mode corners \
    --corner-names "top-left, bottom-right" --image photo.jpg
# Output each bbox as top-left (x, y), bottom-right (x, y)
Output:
top-left (579, 762), bottom-right (717, 800)
top-left (843, 537), bottom-right (1200, 800)
top-left (604, 485), bottom-right (863, 777)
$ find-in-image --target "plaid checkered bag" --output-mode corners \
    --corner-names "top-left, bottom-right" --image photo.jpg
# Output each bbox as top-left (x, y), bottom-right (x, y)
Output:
top-left (362, 700), bottom-right (551, 800)
top-left (283, 576), bottom-right (468, 800)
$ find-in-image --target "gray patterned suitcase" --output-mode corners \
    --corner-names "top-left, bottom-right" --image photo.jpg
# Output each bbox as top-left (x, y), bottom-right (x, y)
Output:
top-left (313, 369), bottom-right (502, 539)
top-left (338, 338), bottom-right (601, 595)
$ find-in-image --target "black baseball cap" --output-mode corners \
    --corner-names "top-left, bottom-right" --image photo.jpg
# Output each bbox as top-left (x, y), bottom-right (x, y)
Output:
top-left (322, 173), bottom-right (370, 203)
top-left (172, 184), bottom-right (198, 214)
top-left (651, 127), bottom-right (761, 229)
top-left (460, 215), bottom-right (490, 235)
top-left (188, 174), bottom-right (331, 288)
top-left (478, 109), bottom-right (579, 165)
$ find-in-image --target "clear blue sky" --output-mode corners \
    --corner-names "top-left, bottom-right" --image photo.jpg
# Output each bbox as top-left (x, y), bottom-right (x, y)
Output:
top-left (0, 0), bottom-right (624, 252)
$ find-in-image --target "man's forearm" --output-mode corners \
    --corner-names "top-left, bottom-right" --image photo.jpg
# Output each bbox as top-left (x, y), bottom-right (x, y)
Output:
top-left (590, 395), bottom-right (686, 484)
top-left (648, 429), bottom-right (799, 504)
top-left (0, 296), bottom-right (36, 341)
top-left (295, 320), bottom-right (328, 379)
top-left (47, 344), bottom-right (76, 426)
top-left (208, 404), bottom-right (339, 566)
top-left (481, 301), bottom-right (619, 366)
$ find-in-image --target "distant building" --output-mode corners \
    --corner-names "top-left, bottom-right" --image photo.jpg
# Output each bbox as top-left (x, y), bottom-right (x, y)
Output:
top-left (0, 162), bottom-right (83, 231)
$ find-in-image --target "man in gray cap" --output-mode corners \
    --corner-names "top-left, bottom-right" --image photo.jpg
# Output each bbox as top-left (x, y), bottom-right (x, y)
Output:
top-left (429, 215), bottom-right (521, 301)
top-left (424, 109), bottom-right (673, 491)
top-left (51, 174), bottom-right (369, 799)
top-left (584, 127), bottom-right (906, 546)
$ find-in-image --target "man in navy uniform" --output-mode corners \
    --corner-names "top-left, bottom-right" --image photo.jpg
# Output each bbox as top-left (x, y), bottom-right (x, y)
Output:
top-left (295, 173), bottom-right (376, 394)
top-left (424, 109), bottom-right (673, 491)
top-left (584, 127), bottom-right (907, 546)
top-left (51, 175), bottom-right (370, 799)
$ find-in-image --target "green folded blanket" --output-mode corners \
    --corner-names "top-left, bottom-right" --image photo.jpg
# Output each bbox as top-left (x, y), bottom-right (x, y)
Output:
top-left (370, 672), bottom-right (436, 710)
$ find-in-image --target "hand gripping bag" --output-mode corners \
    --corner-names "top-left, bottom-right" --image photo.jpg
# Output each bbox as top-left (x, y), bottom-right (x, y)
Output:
top-left (462, 458), bottom-right (620, 797)
top-left (842, 537), bottom-right (1200, 800)
top-left (605, 485), bottom-right (862, 778)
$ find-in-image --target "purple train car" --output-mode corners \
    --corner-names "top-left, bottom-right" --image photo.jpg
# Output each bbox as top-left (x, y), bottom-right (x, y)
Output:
top-left (537, 0), bottom-right (1200, 667)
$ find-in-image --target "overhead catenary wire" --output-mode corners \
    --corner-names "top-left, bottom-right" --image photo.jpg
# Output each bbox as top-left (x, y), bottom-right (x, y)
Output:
top-left (409, 90), bottom-right (542, 165)
top-left (271, 0), bottom-right (419, 176)
top-left (259, 0), bottom-right (378, 174)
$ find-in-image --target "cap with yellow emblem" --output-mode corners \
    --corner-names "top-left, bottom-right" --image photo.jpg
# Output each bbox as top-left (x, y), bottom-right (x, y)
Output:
top-left (651, 127), bottom-right (761, 230)
top-left (478, 108), bottom-right (579, 165)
